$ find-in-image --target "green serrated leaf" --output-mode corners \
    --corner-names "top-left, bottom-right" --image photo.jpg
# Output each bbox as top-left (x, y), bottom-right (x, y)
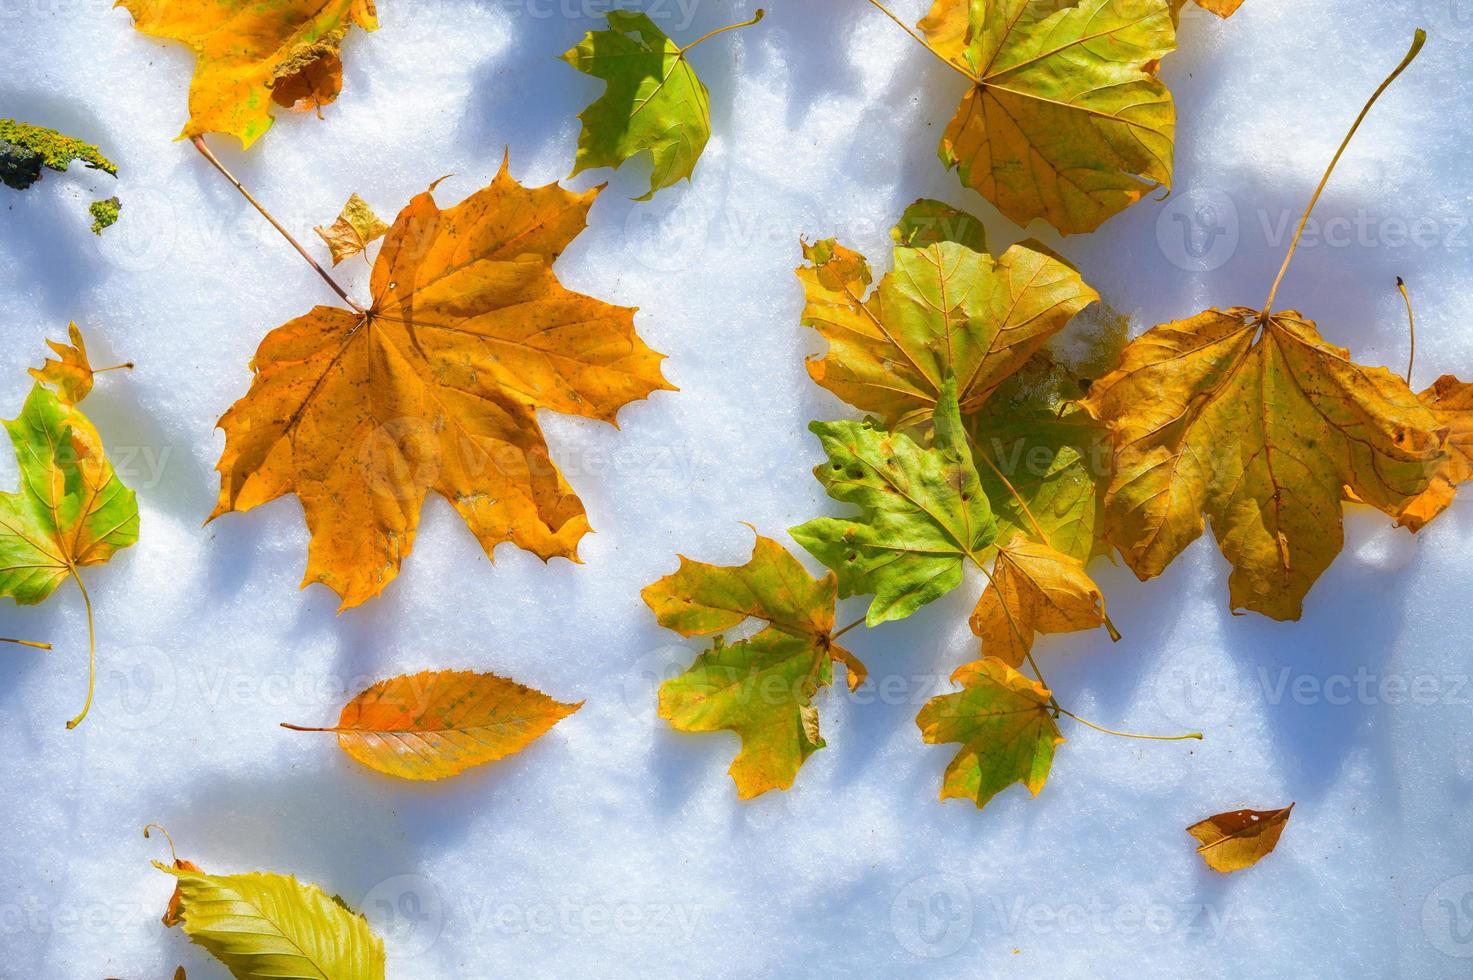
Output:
top-left (791, 377), bottom-right (997, 626)
top-left (562, 11), bottom-right (713, 200)
top-left (155, 863), bottom-right (386, 980)
top-left (917, 657), bottom-right (1064, 810)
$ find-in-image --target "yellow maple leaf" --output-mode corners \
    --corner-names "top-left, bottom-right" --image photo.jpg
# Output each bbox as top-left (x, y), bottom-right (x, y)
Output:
top-left (118, 0), bottom-right (379, 148)
top-left (1397, 375), bottom-right (1473, 532)
top-left (971, 535), bottom-right (1110, 669)
top-left (211, 158), bottom-right (673, 609)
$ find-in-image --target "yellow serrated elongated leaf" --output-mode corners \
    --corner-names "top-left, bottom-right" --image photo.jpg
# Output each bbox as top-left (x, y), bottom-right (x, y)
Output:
top-left (920, 0), bottom-right (1177, 235)
top-left (284, 669), bottom-right (581, 781)
top-left (971, 536), bottom-right (1108, 668)
top-left (916, 657), bottom-right (1063, 810)
top-left (1186, 803), bottom-right (1293, 872)
top-left (155, 862), bottom-right (385, 980)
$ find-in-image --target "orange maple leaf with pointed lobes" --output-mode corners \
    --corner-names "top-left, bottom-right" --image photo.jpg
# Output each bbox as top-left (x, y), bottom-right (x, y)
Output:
top-left (210, 158), bottom-right (673, 609)
top-left (118, 0), bottom-right (379, 148)
top-left (1397, 375), bottom-right (1473, 532)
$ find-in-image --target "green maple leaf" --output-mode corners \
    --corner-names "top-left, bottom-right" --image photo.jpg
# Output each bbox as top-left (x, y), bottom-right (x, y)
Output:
top-left (917, 657), bottom-right (1064, 810)
top-left (642, 532), bottom-right (863, 799)
top-left (791, 377), bottom-right (997, 626)
top-left (2, 327), bottom-right (138, 727)
top-left (561, 10), bottom-right (763, 200)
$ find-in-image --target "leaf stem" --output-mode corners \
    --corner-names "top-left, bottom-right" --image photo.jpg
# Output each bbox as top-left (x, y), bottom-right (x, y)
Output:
top-left (143, 823), bottom-right (180, 865)
top-left (1262, 29), bottom-right (1427, 319)
top-left (1, 637), bottom-right (51, 650)
top-left (279, 722), bottom-right (334, 732)
top-left (1398, 277), bottom-right (1416, 384)
top-left (64, 569), bottom-right (96, 730)
top-left (860, 0), bottom-right (977, 81)
top-left (680, 8), bottom-right (766, 54)
top-left (190, 136), bottom-right (365, 313)
top-left (94, 362), bottom-right (135, 374)
top-left (1054, 705), bottom-right (1203, 742)
top-left (832, 616), bottom-right (867, 640)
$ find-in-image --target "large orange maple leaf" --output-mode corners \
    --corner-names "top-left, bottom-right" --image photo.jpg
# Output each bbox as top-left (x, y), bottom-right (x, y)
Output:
top-left (211, 159), bottom-right (673, 609)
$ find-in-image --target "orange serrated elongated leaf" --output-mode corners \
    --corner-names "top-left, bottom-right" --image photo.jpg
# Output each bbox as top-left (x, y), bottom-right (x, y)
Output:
top-left (919, 0), bottom-right (1177, 235)
top-left (1187, 803), bottom-right (1293, 872)
top-left (210, 157), bottom-right (673, 610)
top-left (971, 535), bottom-right (1109, 668)
top-left (642, 533), bottom-right (862, 798)
top-left (1396, 375), bottom-right (1473, 532)
top-left (284, 670), bottom-right (581, 781)
top-left (118, 0), bottom-right (379, 148)
top-left (1171, 0), bottom-right (1245, 20)
top-left (916, 657), bottom-right (1063, 810)
top-left (1084, 308), bottom-right (1445, 620)
top-left (797, 200), bottom-right (1098, 427)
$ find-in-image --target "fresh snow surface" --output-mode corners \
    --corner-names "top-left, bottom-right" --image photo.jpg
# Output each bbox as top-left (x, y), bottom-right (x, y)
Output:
top-left (3, 1), bottom-right (1473, 977)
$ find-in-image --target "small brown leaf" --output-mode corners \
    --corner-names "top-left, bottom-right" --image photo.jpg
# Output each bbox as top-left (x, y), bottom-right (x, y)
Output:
top-left (1186, 803), bottom-right (1294, 872)
top-left (314, 192), bottom-right (389, 265)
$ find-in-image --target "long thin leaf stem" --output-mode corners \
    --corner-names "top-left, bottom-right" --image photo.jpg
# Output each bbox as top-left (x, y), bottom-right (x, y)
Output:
top-left (860, 0), bottom-right (977, 81)
top-left (64, 569), bottom-right (96, 730)
top-left (680, 9), bottom-right (766, 54)
top-left (191, 136), bottom-right (364, 313)
top-left (1399, 277), bottom-right (1416, 384)
top-left (1263, 30), bottom-right (1427, 319)
top-left (832, 616), bottom-right (867, 641)
top-left (143, 824), bottom-right (180, 865)
top-left (1, 637), bottom-right (51, 650)
top-left (1054, 705), bottom-right (1203, 742)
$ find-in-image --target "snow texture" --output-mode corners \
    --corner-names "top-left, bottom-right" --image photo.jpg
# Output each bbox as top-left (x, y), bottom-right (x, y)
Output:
top-left (2, 1), bottom-right (1473, 977)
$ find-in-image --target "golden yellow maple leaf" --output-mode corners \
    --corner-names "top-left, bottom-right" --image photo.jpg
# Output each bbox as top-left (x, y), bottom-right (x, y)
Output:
top-left (1396, 375), bottom-right (1473, 532)
top-left (314, 192), bottom-right (389, 265)
top-left (118, 0), bottom-right (379, 148)
top-left (917, 0), bottom-right (1177, 235)
top-left (970, 535), bottom-right (1110, 669)
top-left (211, 158), bottom-right (673, 609)
top-left (1186, 803), bottom-right (1293, 873)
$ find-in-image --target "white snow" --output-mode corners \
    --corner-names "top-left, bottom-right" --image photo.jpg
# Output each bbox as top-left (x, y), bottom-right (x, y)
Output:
top-left (3, 1), bottom-right (1473, 977)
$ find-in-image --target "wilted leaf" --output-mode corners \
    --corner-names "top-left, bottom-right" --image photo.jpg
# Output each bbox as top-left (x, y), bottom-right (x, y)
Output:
top-left (797, 199), bottom-right (1098, 427)
top-left (3, 327), bottom-right (139, 727)
top-left (1186, 803), bottom-right (1293, 872)
top-left (562, 10), bottom-right (762, 199)
top-left (791, 377), bottom-right (997, 625)
top-left (918, 0), bottom-right (1177, 235)
top-left (314, 192), bottom-right (388, 265)
top-left (210, 157), bottom-right (673, 609)
top-left (154, 861), bottom-right (385, 979)
top-left (642, 533), bottom-right (861, 798)
top-left (916, 657), bottom-right (1063, 810)
top-left (283, 669), bottom-right (582, 780)
top-left (1084, 308), bottom-right (1444, 620)
top-left (1396, 375), bottom-right (1473, 532)
top-left (971, 535), bottom-right (1109, 668)
top-left (118, 0), bottom-right (380, 148)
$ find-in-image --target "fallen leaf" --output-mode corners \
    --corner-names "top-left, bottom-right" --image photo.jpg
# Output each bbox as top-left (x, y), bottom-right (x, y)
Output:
top-left (283, 669), bottom-right (582, 780)
top-left (1186, 803), bottom-right (1294, 872)
top-left (642, 532), bottom-right (862, 798)
top-left (210, 157), bottom-right (673, 610)
top-left (790, 376), bottom-right (998, 625)
top-left (971, 535), bottom-right (1109, 668)
top-left (562, 10), bottom-right (763, 199)
top-left (29, 321), bottom-right (97, 406)
top-left (154, 861), bottom-right (385, 979)
top-left (1396, 375), bottom-right (1473, 532)
top-left (797, 198), bottom-right (1098, 427)
top-left (118, 0), bottom-right (379, 148)
top-left (916, 657), bottom-right (1063, 810)
top-left (314, 192), bottom-right (389, 265)
top-left (917, 0), bottom-right (1177, 234)
top-left (3, 327), bottom-right (140, 727)
top-left (1171, 0), bottom-right (1245, 20)
top-left (1084, 308), bottom-right (1443, 620)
